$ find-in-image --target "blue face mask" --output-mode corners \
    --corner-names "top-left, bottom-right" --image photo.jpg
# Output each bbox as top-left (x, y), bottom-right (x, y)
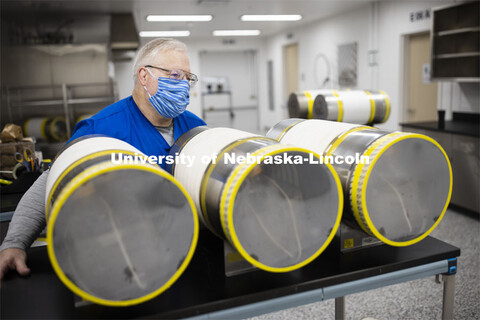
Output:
top-left (144, 69), bottom-right (190, 119)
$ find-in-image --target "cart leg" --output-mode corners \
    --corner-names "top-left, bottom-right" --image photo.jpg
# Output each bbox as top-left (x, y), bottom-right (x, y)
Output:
top-left (442, 274), bottom-right (455, 320)
top-left (335, 296), bottom-right (345, 320)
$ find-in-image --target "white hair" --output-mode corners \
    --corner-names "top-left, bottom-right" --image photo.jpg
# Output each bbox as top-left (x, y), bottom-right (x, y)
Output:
top-left (132, 38), bottom-right (188, 84)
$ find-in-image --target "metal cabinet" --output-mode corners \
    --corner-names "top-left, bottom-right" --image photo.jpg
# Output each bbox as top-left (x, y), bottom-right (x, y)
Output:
top-left (402, 128), bottom-right (426, 135)
top-left (451, 134), bottom-right (480, 212)
top-left (402, 127), bottom-right (454, 158)
top-left (427, 130), bottom-right (453, 159)
top-left (402, 126), bottom-right (479, 212)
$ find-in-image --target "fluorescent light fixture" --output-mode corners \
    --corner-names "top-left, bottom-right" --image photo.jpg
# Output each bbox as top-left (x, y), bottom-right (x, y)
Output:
top-left (146, 15), bottom-right (213, 22)
top-left (213, 30), bottom-right (261, 36)
top-left (139, 31), bottom-right (191, 37)
top-left (241, 14), bottom-right (302, 21)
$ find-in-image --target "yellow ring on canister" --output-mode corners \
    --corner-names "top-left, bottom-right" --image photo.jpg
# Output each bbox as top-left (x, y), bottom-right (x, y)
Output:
top-left (324, 126), bottom-right (375, 156)
top-left (219, 145), bottom-right (344, 272)
top-left (350, 133), bottom-right (453, 246)
top-left (304, 91), bottom-right (314, 119)
top-left (364, 91), bottom-right (376, 124)
top-left (379, 90), bottom-right (391, 123)
top-left (46, 162), bottom-right (199, 307)
top-left (40, 118), bottom-right (49, 140)
top-left (274, 120), bottom-right (304, 141)
top-left (23, 120), bottom-right (31, 137)
top-left (199, 136), bottom-right (271, 234)
top-left (45, 150), bottom-right (139, 218)
top-left (49, 117), bottom-right (66, 142)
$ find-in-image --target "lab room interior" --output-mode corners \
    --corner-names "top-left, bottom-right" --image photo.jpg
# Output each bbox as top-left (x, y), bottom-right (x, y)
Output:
top-left (0, 0), bottom-right (478, 319)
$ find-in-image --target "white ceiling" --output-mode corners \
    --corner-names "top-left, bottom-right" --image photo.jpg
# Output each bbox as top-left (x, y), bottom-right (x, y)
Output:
top-left (3, 0), bottom-right (374, 39)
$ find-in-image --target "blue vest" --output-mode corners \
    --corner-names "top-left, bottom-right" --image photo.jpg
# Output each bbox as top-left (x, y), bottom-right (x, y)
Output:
top-left (69, 96), bottom-right (206, 169)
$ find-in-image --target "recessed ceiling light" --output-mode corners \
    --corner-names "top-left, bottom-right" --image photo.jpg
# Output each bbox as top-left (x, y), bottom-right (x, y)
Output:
top-left (241, 15), bottom-right (302, 21)
top-left (213, 30), bottom-right (261, 36)
top-left (146, 15), bottom-right (213, 22)
top-left (139, 31), bottom-right (191, 37)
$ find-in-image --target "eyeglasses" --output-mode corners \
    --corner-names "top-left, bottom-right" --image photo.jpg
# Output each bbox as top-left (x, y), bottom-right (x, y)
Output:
top-left (145, 65), bottom-right (198, 88)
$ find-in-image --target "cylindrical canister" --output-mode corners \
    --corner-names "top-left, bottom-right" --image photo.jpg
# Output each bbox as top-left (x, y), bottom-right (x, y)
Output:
top-left (168, 126), bottom-right (343, 272)
top-left (24, 116), bottom-right (68, 142)
top-left (45, 136), bottom-right (198, 306)
top-left (288, 90), bottom-right (328, 119)
top-left (267, 119), bottom-right (452, 246)
top-left (288, 90), bottom-right (390, 124)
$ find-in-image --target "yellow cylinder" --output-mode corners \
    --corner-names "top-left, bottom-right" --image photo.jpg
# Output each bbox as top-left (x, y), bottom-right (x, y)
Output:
top-left (24, 116), bottom-right (67, 142)
top-left (288, 89), bottom-right (391, 124)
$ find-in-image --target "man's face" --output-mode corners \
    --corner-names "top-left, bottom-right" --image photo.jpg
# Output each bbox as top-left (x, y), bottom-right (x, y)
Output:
top-left (144, 49), bottom-right (191, 96)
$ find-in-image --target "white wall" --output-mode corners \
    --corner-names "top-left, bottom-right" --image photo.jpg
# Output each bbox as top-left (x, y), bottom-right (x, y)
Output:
top-left (260, 0), bottom-right (460, 132)
top-left (119, 0), bottom-right (476, 133)
top-left (181, 38), bottom-right (267, 122)
top-left (113, 59), bottom-right (136, 100)
top-left (453, 83), bottom-right (480, 114)
top-left (262, 5), bottom-right (373, 131)
top-left (199, 50), bottom-right (257, 109)
top-left (438, 82), bottom-right (480, 119)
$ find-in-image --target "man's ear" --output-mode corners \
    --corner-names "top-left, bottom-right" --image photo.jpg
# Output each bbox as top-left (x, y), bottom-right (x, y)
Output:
top-left (138, 67), bottom-right (148, 86)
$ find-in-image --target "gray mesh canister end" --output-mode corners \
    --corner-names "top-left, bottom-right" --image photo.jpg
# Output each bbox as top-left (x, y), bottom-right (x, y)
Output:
top-left (46, 139), bottom-right (198, 306)
top-left (172, 127), bottom-right (344, 273)
top-left (349, 132), bottom-right (452, 246)
top-left (218, 145), bottom-right (344, 272)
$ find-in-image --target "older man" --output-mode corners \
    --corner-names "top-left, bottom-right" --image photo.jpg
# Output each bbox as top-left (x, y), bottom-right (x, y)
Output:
top-left (0, 38), bottom-right (206, 280)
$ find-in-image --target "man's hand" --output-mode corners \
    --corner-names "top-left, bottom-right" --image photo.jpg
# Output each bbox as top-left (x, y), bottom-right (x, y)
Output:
top-left (0, 248), bottom-right (30, 282)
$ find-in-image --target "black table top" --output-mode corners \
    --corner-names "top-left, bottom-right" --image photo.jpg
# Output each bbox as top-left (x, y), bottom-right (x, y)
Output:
top-left (0, 193), bottom-right (24, 213)
top-left (1, 172), bottom-right (40, 212)
top-left (0, 225), bottom-right (460, 319)
top-left (400, 120), bottom-right (479, 138)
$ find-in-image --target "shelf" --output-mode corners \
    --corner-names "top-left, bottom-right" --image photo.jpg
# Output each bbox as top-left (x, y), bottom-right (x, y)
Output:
top-left (68, 97), bottom-right (115, 105)
top-left (433, 2), bottom-right (479, 34)
top-left (13, 96), bottom-right (115, 108)
top-left (433, 55), bottom-right (479, 78)
top-left (14, 99), bottom-right (63, 107)
top-left (436, 27), bottom-right (480, 37)
top-left (205, 106), bottom-right (257, 112)
top-left (431, 1), bottom-right (480, 80)
top-left (6, 82), bottom-right (114, 90)
top-left (435, 52), bottom-right (480, 59)
top-left (201, 89), bottom-right (233, 119)
top-left (5, 82), bottom-right (117, 141)
top-left (430, 77), bottom-right (480, 83)
top-left (205, 107), bottom-right (233, 112)
top-left (201, 91), bottom-right (232, 96)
